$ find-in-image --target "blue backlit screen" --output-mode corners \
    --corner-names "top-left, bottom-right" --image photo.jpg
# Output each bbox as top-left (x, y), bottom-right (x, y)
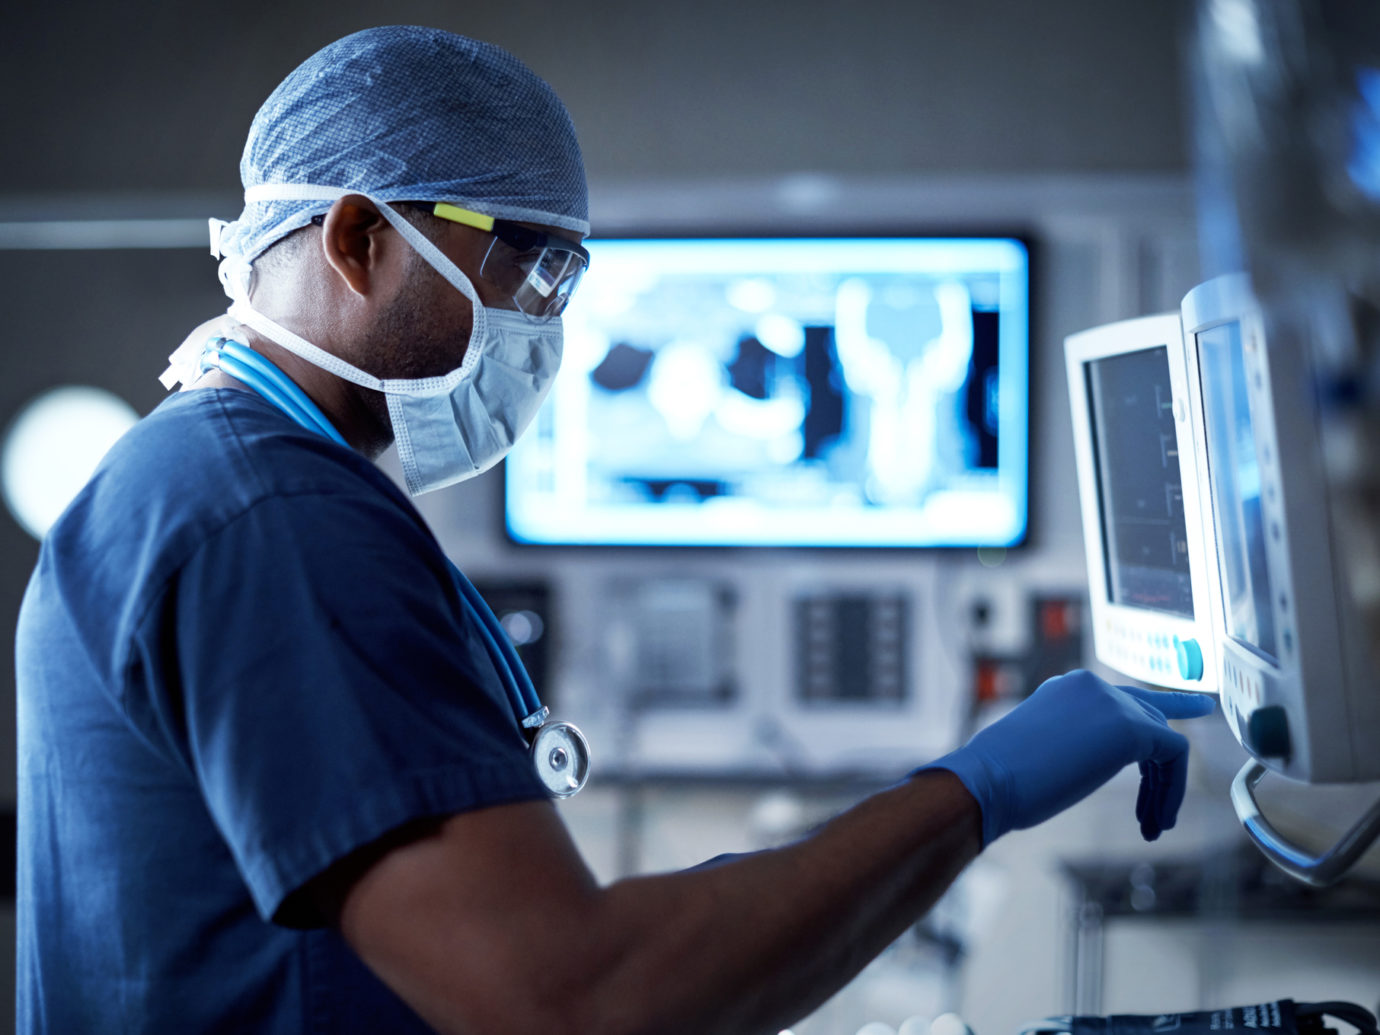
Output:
top-left (1086, 346), bottom-right (1195, 618)
top-left (504, 237), bottom-right (1030, 548)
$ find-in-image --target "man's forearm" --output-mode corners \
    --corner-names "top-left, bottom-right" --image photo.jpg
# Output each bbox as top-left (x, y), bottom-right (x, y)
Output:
top-left (339, 671), bottom-right (1211, 1035)
top-left (564, 769), bottom-right (981, 1035)
top-left (336, 771), bottom-right (979, 1035)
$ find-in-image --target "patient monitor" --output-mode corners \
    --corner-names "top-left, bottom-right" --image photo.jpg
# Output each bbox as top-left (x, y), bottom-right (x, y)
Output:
top-left (1068, 275), bottom-right (1380, 886)
top-left (1065, 313), bottom-right (1219, 693)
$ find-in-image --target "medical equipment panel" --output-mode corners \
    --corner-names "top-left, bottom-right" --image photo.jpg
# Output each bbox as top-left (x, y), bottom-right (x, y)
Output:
top-left (793, 591), bottom-right (910, 704)
top-left (504, 235), bottom-right (1030, 548)
top-left (1064, 314), bottom-right (1219, 692)
top-left (1182, 275), bottom-right (1380, 785)
top-left (609, 576), bottom-right (738, 707)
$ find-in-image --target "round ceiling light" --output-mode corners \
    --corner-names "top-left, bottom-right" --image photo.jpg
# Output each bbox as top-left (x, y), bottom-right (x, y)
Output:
top-left (2, 386), bottom-right (140, 539)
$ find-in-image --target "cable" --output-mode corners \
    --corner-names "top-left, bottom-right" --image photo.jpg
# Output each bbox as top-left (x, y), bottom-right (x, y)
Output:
top-left (1298, 1003), bottom-right (1379, 1035)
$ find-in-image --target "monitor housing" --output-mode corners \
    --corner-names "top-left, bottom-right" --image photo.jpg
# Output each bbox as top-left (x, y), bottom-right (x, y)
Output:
top-left (1065, 313), bottom-right (1220, 693)
top-left (1181, 274), bottom-right (1380, 783)
top-left (504, 234), bottom-right (1030, 549)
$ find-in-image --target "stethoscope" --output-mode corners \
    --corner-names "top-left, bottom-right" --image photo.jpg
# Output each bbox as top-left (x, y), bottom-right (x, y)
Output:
top-left (200, 336), bottom-right (590, 798)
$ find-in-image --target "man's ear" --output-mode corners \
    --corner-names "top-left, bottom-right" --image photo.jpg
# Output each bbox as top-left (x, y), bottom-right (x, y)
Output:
top-left (319, 195), bottom-right (393, 298)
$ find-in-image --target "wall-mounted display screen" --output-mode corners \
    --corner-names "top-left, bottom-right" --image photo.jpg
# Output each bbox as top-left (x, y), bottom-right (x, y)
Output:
top-left (1196, 320), bottom-right (1278, 661)
top-left (1085, 346), bottom-right (1195, 618)
top-left (504, 236), bottom-right (1030, 548)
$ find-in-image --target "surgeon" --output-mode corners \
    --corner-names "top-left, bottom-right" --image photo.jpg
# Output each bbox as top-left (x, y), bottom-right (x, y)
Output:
top-left (15, 26), bottom-right (1216, 1035)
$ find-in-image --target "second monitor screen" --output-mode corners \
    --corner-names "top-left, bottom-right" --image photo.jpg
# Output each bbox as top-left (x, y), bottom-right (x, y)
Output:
top-left (1086, 346), bottom-right (1195, 618)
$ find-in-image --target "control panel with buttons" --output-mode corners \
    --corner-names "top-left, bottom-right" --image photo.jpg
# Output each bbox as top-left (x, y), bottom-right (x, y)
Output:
top-left (1097, 613), bottom-right (1213, 690)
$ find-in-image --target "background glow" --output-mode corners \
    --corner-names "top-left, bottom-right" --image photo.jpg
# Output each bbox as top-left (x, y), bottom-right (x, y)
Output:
top-left (2, 386), bottom-right (139, 539)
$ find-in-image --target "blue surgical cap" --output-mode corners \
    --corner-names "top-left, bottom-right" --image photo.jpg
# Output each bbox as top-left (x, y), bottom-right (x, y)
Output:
top-left (217, 25), bottom-right (589, 264)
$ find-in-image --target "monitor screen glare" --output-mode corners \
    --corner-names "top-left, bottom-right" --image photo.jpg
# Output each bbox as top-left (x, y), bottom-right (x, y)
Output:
top-left (504, 237), bottom-right (1030, 548)
top-left (1196, 321), bottom-right (1278, 660)
top-left (1085, 347), bottom-right (1195, 618)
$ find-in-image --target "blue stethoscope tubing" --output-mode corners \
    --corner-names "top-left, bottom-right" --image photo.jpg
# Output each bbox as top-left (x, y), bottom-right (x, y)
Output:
top-left (199, 337), bottom-right (585, 794)
top-left (208, 341), bottom-right (348, 447)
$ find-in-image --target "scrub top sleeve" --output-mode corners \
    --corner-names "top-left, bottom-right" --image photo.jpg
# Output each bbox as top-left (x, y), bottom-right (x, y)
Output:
top-left (161, 487), bottom-right (547, 926)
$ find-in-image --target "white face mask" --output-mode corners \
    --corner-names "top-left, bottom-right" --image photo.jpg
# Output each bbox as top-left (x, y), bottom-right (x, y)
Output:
top-left (205, 185), bottom-right (563, 496)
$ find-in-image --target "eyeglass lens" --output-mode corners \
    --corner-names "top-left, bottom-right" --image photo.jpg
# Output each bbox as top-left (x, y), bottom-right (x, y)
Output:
top-left (480, 239), bottom-right (586, 320)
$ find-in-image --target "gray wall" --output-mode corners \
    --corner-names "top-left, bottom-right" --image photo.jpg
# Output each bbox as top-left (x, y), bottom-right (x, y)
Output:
top-left (0, 0), bottom-right (1190, 198)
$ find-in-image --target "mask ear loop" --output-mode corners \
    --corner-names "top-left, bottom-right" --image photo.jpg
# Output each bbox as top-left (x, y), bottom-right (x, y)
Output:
top-left (239, 184), bottom-right (490, 383)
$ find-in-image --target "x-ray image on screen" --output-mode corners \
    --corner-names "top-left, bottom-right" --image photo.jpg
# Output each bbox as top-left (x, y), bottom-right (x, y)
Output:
top-left (1086, 347), bottom-right (1195, 618)
top-left (504, 237), bottom-right (1029, 548)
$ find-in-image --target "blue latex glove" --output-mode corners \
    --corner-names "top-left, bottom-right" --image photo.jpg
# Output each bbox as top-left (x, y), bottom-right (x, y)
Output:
top-left (921, 669), bottom-right (1217, 847)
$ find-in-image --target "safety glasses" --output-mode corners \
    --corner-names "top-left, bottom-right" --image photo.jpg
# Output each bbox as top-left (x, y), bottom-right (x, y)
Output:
top-left (427, 202), bottom-right (589, 321)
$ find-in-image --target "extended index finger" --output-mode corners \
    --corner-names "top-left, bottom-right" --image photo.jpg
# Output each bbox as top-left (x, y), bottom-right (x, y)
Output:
top-left (1118, 685), bottom-right (1218, 720)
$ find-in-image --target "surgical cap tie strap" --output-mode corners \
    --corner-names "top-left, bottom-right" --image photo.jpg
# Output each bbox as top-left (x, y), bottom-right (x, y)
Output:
top-left (209, 218), bottom-right (232, 258)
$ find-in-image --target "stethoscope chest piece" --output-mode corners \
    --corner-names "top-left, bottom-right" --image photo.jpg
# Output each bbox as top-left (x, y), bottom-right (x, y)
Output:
top-left (530, 720), bottom-right (590, 798)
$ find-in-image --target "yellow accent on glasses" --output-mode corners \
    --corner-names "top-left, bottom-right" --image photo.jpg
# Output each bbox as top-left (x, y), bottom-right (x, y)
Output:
top-left (431, 202), bottom-right (496, 232)
top-left (422, 201), bottom-right (589, 321)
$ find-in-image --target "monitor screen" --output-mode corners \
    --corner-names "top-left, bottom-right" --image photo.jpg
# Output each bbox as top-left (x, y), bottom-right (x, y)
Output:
top-left (1085, 346), bottom-right (1195, 618)
top-left (504, 236), bottom-right (1030, 548)
top-left (1196, 320), bottom-right (1278, 660)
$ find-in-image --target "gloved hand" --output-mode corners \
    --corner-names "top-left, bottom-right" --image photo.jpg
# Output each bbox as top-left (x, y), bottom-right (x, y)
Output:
top-left (920, 669), bottom-right (1217, 847)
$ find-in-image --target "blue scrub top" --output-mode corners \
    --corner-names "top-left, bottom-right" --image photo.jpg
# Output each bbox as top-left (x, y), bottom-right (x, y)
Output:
top-left (16, 388), bottom-right (547, 1032)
